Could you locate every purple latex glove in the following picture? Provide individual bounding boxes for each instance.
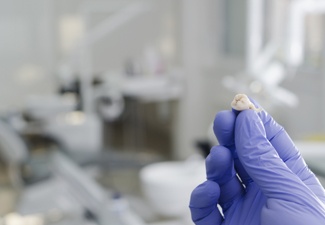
[190,100,325,225]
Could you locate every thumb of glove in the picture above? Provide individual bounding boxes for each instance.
[235,110,323,205]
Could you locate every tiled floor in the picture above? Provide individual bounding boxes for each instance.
[0,165,17,215]
[0,160,193,225]
[0,186,16,215]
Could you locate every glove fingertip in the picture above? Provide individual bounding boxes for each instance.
[206,146,234,183]
[236,109,261,128]
[213,110,236,146]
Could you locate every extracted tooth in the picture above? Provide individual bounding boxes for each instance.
[231,94,262,112]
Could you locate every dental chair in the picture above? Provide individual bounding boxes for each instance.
[0,119,146,225]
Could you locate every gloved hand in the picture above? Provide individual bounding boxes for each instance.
[189,99,325,225]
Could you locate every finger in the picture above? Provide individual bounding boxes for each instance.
[206,145,245,210]
[249,98,300,162]
[213,110,236,146]
[213,110,252,184]
[250,99,325,201]
[189,181,223,225]
[235,110,322,206]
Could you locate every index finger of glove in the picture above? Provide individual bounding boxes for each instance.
[213,110,252,184]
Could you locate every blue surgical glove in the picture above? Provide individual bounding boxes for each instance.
[189,101,325,225]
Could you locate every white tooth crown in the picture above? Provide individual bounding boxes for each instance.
[231,94,262,112]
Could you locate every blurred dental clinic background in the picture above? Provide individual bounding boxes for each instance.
[1,0,325,224]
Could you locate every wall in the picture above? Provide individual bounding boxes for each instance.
[0,0,180,112]
[0,0,57,112]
